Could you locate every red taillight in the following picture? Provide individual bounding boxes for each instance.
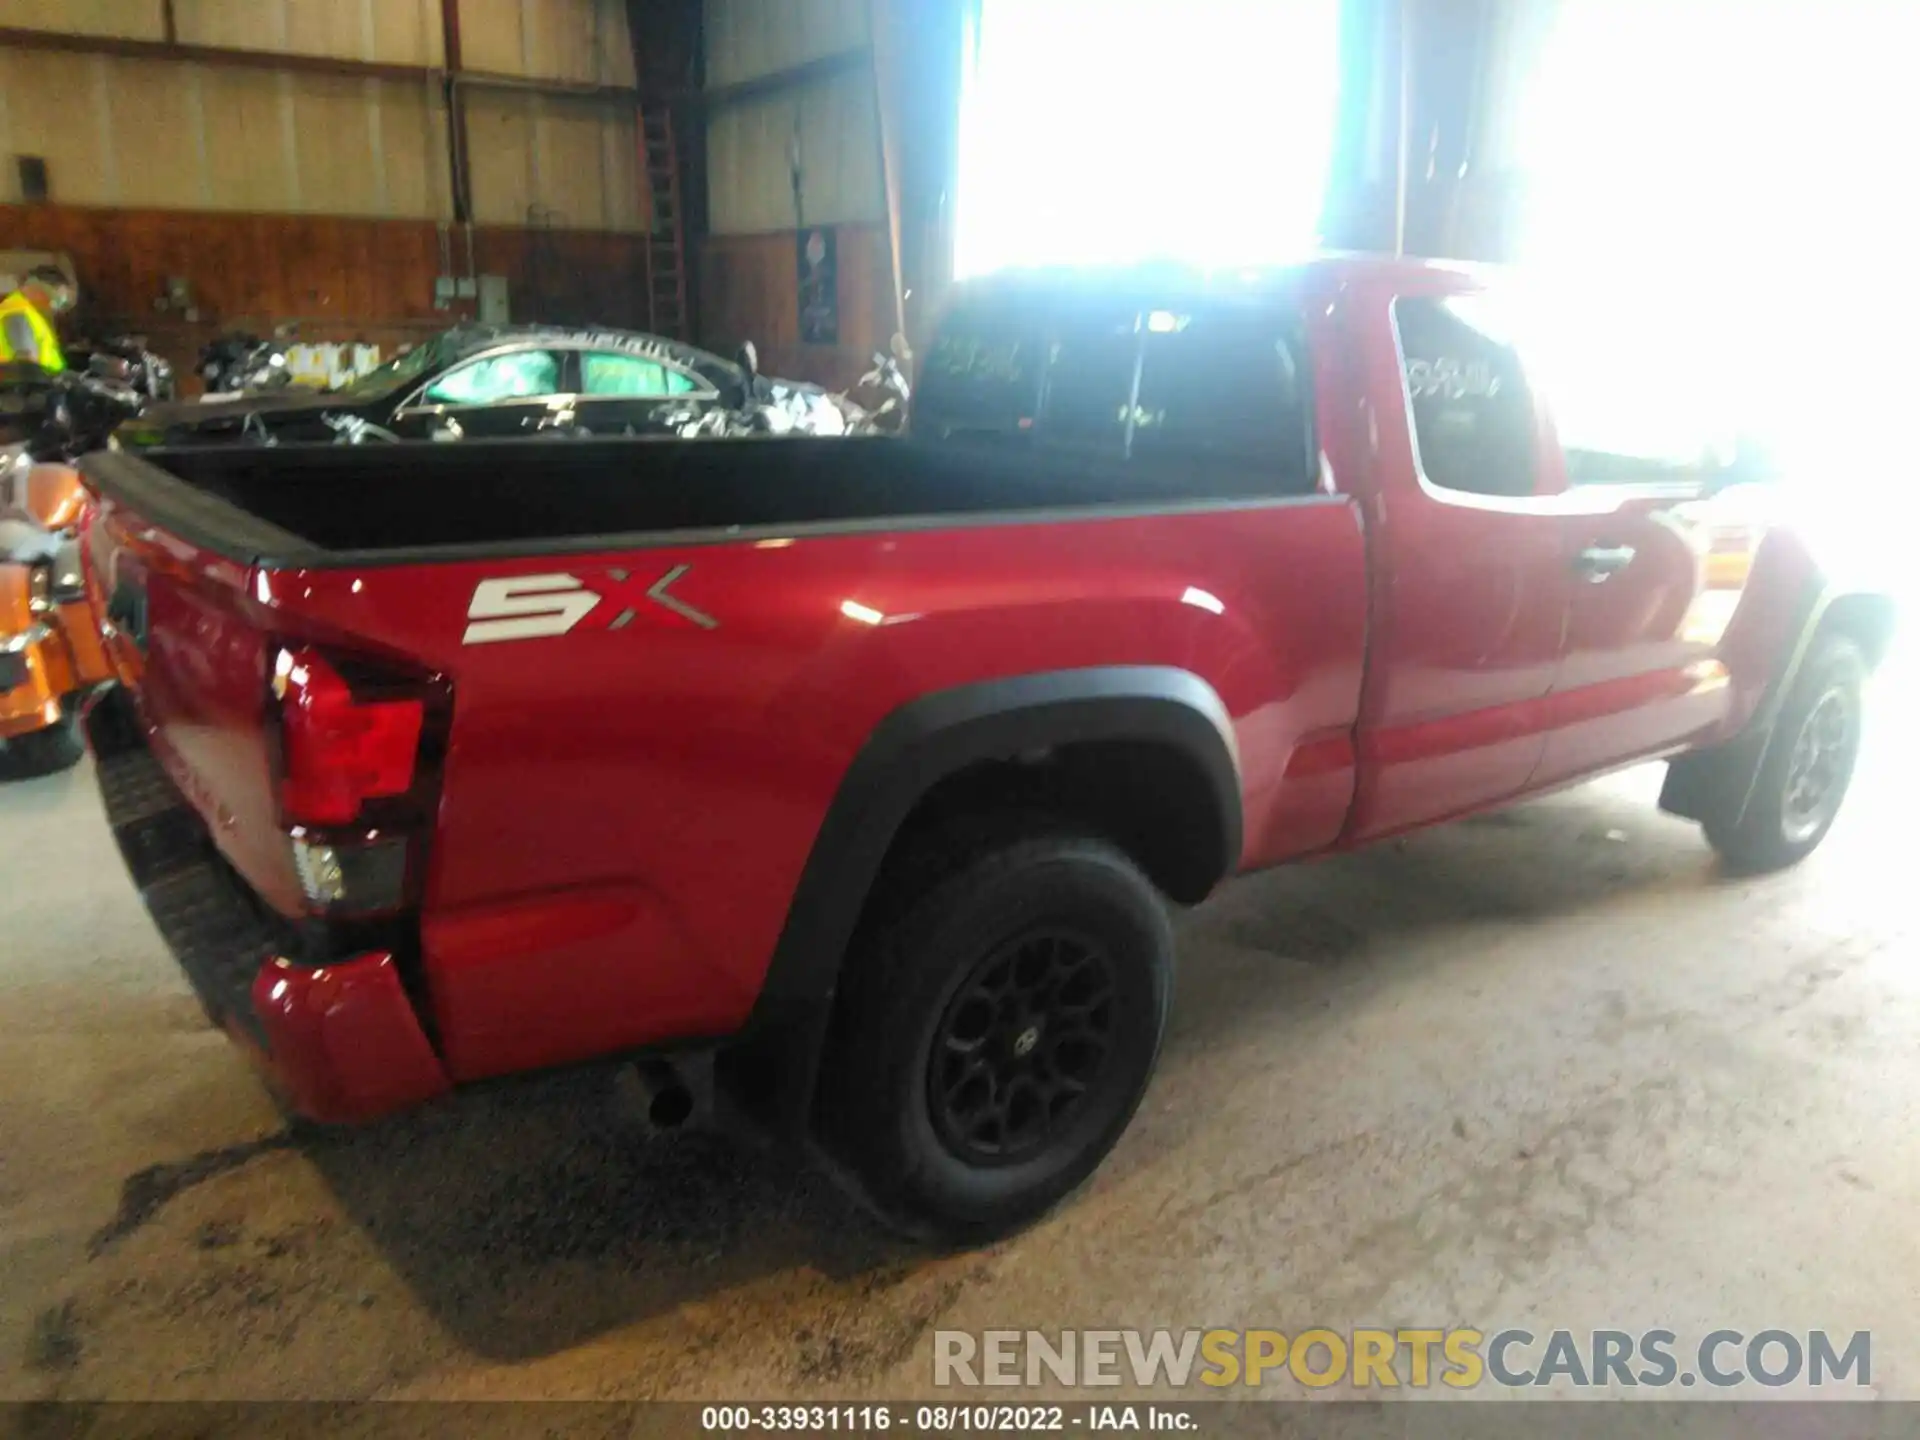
[274,647,426,828]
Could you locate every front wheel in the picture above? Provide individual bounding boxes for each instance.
[819,827,1174,1244]
[1703,635,1866,874]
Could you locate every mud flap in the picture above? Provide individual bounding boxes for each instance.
[713,1000,833,1143]
[1659,723,1770,826]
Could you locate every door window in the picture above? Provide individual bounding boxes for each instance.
[1394,297,1537,497]
[1521,315,1727,487]
[581,351,705,398]
[423,349,560,406]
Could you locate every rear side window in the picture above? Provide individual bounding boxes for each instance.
[1394,297,1536,497]
[1132,307,1309,480]
[916,310,1046,439]
[918,295,1313,493]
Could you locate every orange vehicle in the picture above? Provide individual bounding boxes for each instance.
[1,459,112,773]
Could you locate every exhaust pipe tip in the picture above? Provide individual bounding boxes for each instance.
[627,1058,695,1131]
[649,1083,694,1129]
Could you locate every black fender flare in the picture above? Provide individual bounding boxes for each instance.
[717,665,1242,1136]
[1661,582,1895,826]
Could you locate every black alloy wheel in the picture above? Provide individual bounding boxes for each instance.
[927,927,1117,1166]
[819,825,1174,1243]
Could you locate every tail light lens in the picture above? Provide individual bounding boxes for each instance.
[274,648,425,827]
[270,646,446,916]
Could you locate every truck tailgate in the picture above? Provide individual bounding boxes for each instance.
[85,484,305,917]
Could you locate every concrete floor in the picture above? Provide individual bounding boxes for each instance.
[3,677,1917,1404]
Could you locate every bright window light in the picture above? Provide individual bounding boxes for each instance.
[954,0,1341,278]
[1511,0,1920,485]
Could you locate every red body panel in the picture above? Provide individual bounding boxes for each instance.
[251,953,451,1122]
[1327,266,1798,843]
[1335,276,1569,840]
[89,509,307,915]
[81,254,1856,1119]
[88,487,1371,1083]
[284,502,1370,1079]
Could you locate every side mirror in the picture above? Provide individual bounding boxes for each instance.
[736,340,759,379]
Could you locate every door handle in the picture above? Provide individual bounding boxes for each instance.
[1575,544,1636,582]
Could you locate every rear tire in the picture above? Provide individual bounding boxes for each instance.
[2,707,85,778]
[1703,635,1865,874]
[819,824,1173,1244]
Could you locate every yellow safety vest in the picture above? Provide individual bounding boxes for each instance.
[0,292,65,373]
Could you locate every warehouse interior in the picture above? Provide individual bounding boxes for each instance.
[8,0,1908,408]
[4,0,1919,1412]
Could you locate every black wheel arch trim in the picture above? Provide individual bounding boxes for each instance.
[716,664,1242,1137]
[1661,580,1892,827]
[1756,584,1868,729]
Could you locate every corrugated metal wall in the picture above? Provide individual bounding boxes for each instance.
[692,0,900,385]
[460,0,634,84]
[0,51,452,217]
[176,0,446,63]
[704,0,865,85]
[0,0,164,39]
[0,0,642,229]
[702,0,881,234]
[465,91,641,230]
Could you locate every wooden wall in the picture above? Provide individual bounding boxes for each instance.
[7,202,653,389]
[697,223,894,388]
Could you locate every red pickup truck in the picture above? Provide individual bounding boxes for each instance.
[78,255,1894,1242]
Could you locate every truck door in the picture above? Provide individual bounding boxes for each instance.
[1342,288,1576,841]
[1526,379,1748,786]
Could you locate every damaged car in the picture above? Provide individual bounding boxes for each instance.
[118,324,864,447]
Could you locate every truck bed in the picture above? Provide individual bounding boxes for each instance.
[78,427,1367,1095]
[84,435,1316,567]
